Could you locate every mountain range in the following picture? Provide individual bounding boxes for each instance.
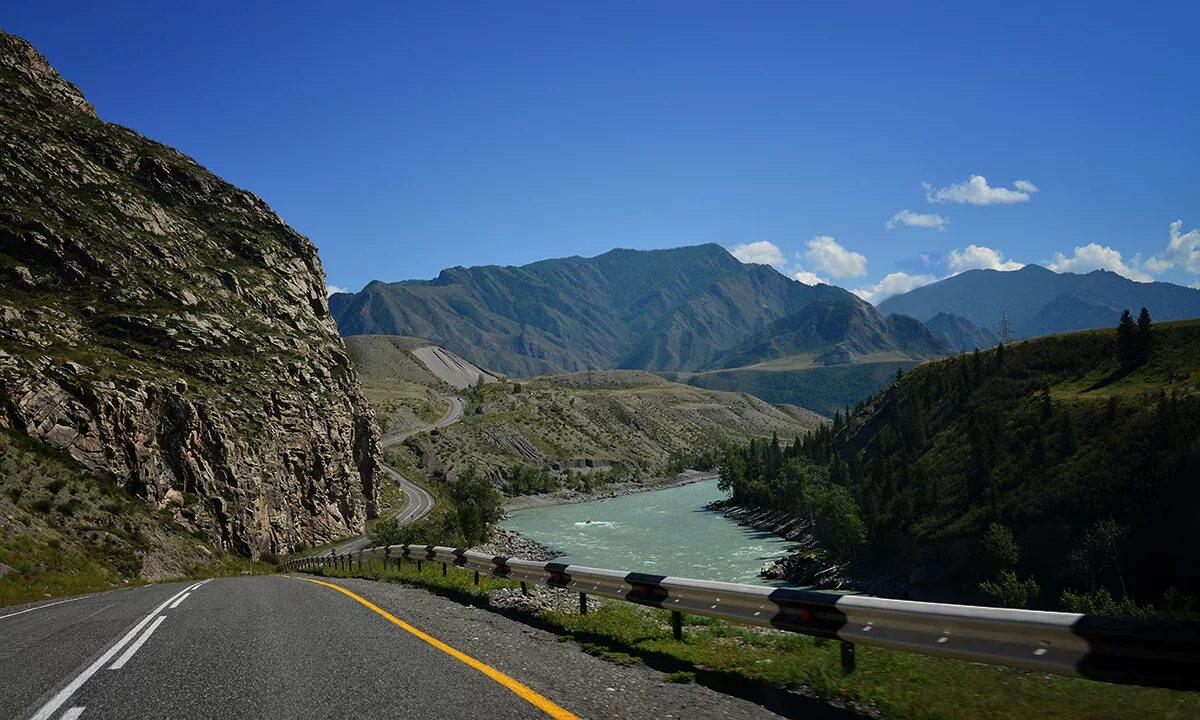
[878,264,1200,339]
[329,245,950,381]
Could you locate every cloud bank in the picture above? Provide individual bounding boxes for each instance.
[886,209,949,231]
[924,175,1038,205]
[947,244,1024,273]
[730,240,786,267]
[1047,243,1152,282]
[802,236,867,279]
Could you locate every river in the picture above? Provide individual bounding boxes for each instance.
[501,479,797,585]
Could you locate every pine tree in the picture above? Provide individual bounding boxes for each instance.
[1135,307,1153,362]
[1116,309,1137,369]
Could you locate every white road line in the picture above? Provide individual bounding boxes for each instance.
[0,596,84,622]
[168,593,191,609]
[59,708,85,720]
[108,615,166,670]
[28,587,189,720]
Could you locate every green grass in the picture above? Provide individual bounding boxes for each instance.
[295,561,1200,720]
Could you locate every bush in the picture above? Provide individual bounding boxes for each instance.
[980,571,1040,608]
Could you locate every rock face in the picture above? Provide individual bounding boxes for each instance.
[0,31,380,559]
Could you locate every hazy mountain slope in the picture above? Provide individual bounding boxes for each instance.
[712,302,952,369]
[0,32,380,571]
[667,361,917,418]
[926,313,1000,351]
[331,245,873,376]
[878,264,1200,338]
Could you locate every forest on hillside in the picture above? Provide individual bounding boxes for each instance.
[718,315,1200,616]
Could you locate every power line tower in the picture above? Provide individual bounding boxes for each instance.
[998,311,1014,345]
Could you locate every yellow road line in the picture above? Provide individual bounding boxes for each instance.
[291,576,578,720]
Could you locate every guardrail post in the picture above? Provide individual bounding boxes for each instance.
[840,641,856,674]
[579,592,588,615]
[672,610,683,641]
[418,559,423,572]
[520,581,529,596]
[442,562,447,576]
[474,570,480,586]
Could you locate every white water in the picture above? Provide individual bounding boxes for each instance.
[502,479,797,585]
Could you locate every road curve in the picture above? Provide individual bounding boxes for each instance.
[3,575,794,720]
[325,396,464,556]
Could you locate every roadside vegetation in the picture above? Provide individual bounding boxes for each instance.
[298,558,1200,720]
[367,451,503,548]
[0,431,270,607]
[717,316,1200,614]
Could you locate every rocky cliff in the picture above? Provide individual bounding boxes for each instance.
[0,31,380,560]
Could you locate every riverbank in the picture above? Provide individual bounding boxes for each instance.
[503,469,718,512]
[707,499,856,589]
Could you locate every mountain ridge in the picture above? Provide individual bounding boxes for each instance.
[878,264,1200,338]
[331,245,941,380]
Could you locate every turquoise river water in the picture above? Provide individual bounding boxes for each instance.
[501,479,797,585]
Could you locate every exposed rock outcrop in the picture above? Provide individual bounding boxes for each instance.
[0,31,380,560]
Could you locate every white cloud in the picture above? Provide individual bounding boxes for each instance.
[793,270,830,286]
[1191,280,1200,290]
[1047,243,1153,282]
[852,272,939,304]
[1143,219,1200,275]
[802,236,867,279]
[886,209,949,231]
[730,240,786,267]
[326,284,349,296]
[946,245,1025,273]
[924,175,1037,205]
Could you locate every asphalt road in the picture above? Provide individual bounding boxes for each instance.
[326,396,464,555]
[2,575,800,720]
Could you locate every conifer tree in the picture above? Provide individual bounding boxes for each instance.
[1116,309,1137,369]
[1135,307,1153,361]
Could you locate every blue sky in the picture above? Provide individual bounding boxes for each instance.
[6,1,1199,301]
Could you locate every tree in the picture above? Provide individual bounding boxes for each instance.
[980,571,1040,608]
[1116,309,1138,369]
[1135,307,1153,361]
[451,466,503,545]
[982,522,1020,571]
[1069,518,1128,595]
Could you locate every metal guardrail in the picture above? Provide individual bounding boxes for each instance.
[279,544,1200,692]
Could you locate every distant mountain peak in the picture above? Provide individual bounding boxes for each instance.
[878,262,1200,340]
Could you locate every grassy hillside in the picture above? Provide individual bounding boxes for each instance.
[411,372,821,492]
[0,430,262,606]
[720,319,1200,609]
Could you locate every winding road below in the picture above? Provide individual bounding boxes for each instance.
[326,396,465,556]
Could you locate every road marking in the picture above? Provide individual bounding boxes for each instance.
[294,577,578,720]
[0,596,84,621]
[169,593,191,609]
[109,615,166,670]
[28,586,189,720]
[59,708,85,720]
